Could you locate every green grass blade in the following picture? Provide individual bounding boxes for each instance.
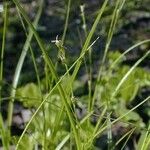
[120,127,135,150]
[110,39,150,69]
[55,134,70,150]
[93,1,126,148]
[0,2,9,149]
[112,50,150,97]
[137,123,150,150]
[0,114,9,150]
[69,0,109,86]
[0,1,8,105]
[61,0,71,44]
[7,0,43,129]
[113,127,136,149]
[16,2,47,148]
[93,96,150,139]
[90,0,126,114]
[15,37,98,149]
[11,2,80,148]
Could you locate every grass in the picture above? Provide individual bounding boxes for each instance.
[0,0,150,150]
[0,1,8,108]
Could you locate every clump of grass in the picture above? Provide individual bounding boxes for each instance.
[0,0,150,150]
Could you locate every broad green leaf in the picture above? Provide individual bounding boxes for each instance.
[16,83,41,107]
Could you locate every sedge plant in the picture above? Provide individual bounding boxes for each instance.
[0,0,149,150]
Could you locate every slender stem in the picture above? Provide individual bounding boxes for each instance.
[92,0,125,110]
[15,36,98,150]
[12,0,82,149]
[69,0,109,88]
[0,1,8,108]
[93,96,150,139]
[80,4,91,111]
[7,0,43,129]
[61,0,71,44]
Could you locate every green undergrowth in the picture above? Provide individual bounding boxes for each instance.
[0,0,150,150]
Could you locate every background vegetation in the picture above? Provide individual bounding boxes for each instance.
[0,0,150,149]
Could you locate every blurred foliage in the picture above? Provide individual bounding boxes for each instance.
[14,51,150,149]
